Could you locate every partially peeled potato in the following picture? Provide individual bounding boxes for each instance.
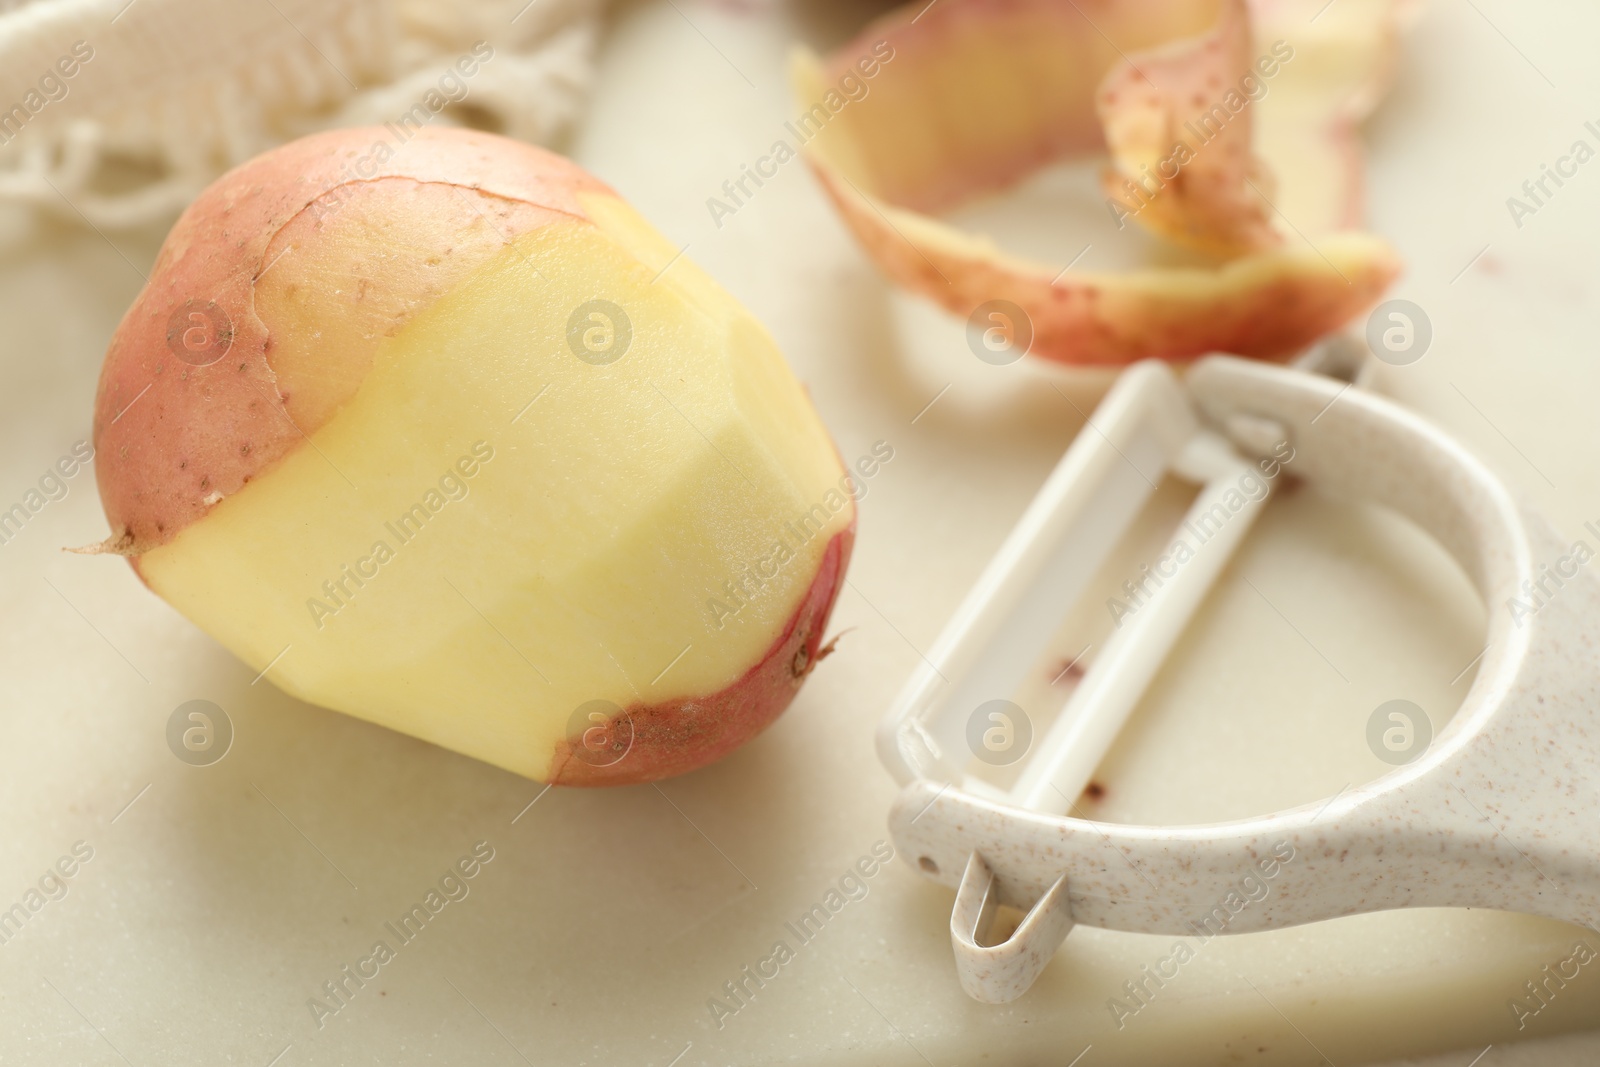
[92,127,855,785]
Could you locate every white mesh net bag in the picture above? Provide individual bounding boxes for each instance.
[0,0,606,228]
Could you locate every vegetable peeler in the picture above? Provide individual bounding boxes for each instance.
[879,351,1600,1003]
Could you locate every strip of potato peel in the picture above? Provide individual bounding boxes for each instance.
[790,0,1413,363]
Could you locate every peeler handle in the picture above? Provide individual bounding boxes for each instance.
[950,852,1075,1003]
[886,354,1600,1002]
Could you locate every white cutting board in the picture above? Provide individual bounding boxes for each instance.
[1,0,1598,1064]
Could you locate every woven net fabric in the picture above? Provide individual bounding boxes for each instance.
[0,0,604,227]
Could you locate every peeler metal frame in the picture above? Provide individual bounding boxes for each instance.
[879,353,1600,1002]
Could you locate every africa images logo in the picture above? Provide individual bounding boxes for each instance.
[304,443,495,629]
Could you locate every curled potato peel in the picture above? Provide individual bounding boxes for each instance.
[793,0,1414,364]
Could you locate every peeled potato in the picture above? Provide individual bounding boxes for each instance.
[92,127,856,785]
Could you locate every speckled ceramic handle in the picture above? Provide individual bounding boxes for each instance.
[950,852,1075,1003]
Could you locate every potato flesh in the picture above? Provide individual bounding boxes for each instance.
[138,200,852,780]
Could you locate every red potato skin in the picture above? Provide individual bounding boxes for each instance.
[1096,0,1280,256]
[821,0,1215,215]
[810,157,1400,364]
[93,127,610,564]
[805,0,1404,364]
[548,525,854,786]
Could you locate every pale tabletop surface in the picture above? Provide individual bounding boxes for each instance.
[1,0,1598,1064]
